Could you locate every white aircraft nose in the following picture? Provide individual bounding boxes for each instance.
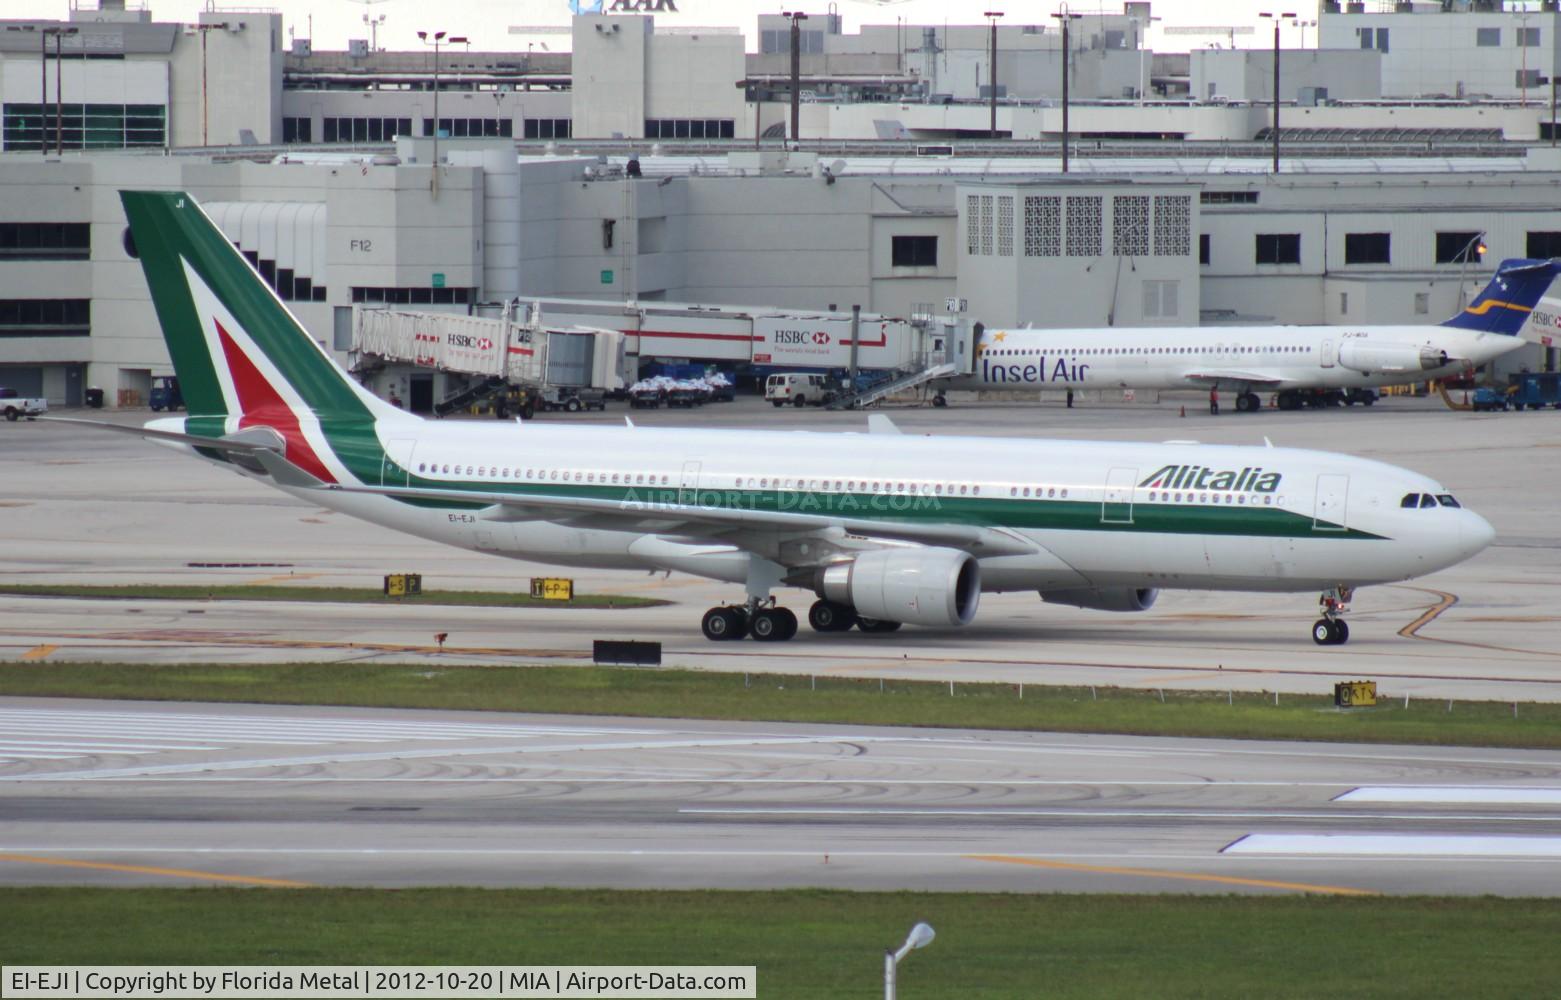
[1459,510,1496,560]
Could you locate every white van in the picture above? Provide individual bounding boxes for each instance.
[764,373,832,407]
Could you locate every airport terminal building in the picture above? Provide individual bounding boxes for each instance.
[3,0,1560,406]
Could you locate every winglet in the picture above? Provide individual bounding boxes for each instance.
[251,447,329,489]
[868,414,902,435]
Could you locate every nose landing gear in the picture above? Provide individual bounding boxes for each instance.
[1312,586,1354,645]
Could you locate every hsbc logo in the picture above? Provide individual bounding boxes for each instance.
[774,328,830,346]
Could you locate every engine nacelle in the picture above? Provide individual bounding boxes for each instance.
[1040,587,1159,613]
[1337,340,1448,375]
[818,547,980,627]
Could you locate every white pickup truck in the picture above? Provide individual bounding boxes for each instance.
[0,387,47,421]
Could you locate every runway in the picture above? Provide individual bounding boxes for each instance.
[3,697,1560,895]
[3,395,1559,701]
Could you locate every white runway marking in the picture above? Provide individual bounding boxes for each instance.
[678,807,1561,822]
[4,735,901,781]
[1336,786,1561,805]
[1223,834,1561,857]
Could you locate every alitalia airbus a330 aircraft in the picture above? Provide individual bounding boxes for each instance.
[944,257,1559,412]
[82,191,1497,646]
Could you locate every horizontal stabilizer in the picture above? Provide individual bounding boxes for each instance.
[41,416,285,455]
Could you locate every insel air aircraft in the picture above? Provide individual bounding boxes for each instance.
[83,191,1496,646]
[942,258,1559,412]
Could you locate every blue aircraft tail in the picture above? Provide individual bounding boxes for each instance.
[1441,258,1561,334]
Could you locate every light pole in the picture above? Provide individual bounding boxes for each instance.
[782,11,809,146]
[984,11,1002,140]
[418,29,468,173]
[188,21,228,147]
[883,922,935,1000]
[1051,7,1081,173]
[363,13,385,51]
[1258,12,1296,175]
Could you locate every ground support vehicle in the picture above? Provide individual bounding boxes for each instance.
[0,387,45,421]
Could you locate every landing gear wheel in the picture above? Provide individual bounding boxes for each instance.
[808,599,857,632]
[702,606,749,641]
[1311,618,1349,645]
[932,394,948,408]
[750,607,798,642]
[856,617,902,634]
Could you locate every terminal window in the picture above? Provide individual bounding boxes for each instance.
[1345,232,1391,265]
[1476,27,1501,46]
[1527,231,1561,258]
[1517,27,1540,47]
[1255,233,1300,265]
[644,119,736,139]
[1434,231,1483,264]
[524,118,571,139]
[0,298,90,337]
[424,118,512,139]
[325,117,412,142]
[0,223,89,261]
[2,103,165,151]
[1200,191,1257,205]
[892,235,937,267]
[352,286,474,305]
[1199,233,1210,266]
[282,117,312,143]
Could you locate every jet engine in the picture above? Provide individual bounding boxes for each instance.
[817,547,981,627]
[1040,587,1159,612]
[1337,341,1449,375]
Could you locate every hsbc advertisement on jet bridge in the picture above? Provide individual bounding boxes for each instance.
[752,316,892,368]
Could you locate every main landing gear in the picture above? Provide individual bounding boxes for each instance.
[1234,391,1262,413]
[806,599,901,634]
[701,597,904,641]
[1312,585,1354,645]
[701,600,798,642]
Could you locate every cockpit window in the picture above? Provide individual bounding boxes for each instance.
[1437,494,1461,508]
[1401,493,1420,508]
[1420,494,1438,509]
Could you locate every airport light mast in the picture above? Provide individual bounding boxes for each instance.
[883,922,935,1000]
[1258,11,1296,175]
[984,11,1002,139]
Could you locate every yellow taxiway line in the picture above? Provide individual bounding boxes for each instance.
[0,853,313,888]
[966,853,1377,896]
[19,644,58,661]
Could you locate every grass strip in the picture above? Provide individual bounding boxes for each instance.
[0,583,665,610]
[6,888,1560,999]
[3,662,1559,749]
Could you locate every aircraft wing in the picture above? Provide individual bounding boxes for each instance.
[1179,369,1287,388]
[251,448,1040,559]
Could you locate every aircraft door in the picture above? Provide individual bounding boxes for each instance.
[1313,474,1349,531]
[1102,466,1138,524]
[1320,339,1336,368]
[679,460,702,505]
[381,438,415,486]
